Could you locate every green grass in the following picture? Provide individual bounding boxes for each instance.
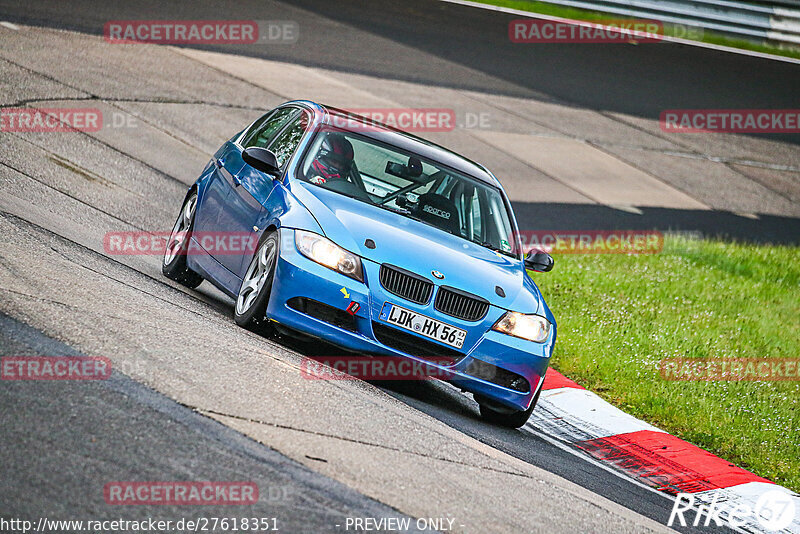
[530,236,800,492]
[484,0,800,60]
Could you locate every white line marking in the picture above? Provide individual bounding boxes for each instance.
[536,387,666,440]
[436,0,800,65]
[462,388,759,533]
[0,21,20,30]
[522,419,671,499]
[734,212,760,220]
[434,383,759,532]
[448,382,794,533]
[442,382,669,498]
[608,204,645,215]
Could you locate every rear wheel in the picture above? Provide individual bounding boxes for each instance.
[477,385,542,429]
[234,231,279,333]
[162,191,203,288]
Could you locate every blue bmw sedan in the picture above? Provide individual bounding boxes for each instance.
[163,101,556,427]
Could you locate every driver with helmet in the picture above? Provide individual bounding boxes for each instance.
[309,133,354,185]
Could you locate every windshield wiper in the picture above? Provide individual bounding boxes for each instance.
[376,206,513,257]
[472,240,515,258]
[377,204,421,220]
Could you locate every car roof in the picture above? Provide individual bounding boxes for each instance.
[290,100,499,187]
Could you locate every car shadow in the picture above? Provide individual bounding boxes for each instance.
[3,0,798,146]
[273,329,485,420]
[513,202,800,245]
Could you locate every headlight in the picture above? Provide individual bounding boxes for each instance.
[492,312,551,343]
[295,230,363,282]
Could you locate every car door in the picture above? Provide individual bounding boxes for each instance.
[223,108,311,277]
[208,106,300,275]
[192,142,240,242]
[193,108,296,255]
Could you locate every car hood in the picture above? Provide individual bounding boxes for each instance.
[287,181,543,313]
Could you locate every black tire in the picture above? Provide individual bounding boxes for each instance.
[162,191,203,289]
[477,385,542,429]
[233,231,279,334]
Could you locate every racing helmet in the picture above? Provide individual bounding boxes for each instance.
[311,133,354,181]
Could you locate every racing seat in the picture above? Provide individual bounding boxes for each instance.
[415,193,460,235]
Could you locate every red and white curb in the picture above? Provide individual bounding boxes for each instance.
[526,368,799,533]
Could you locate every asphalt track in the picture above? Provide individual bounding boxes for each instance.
[0,312,425,532]
[2,0,798,242]
[4,0,800,119]
[0,1,797,533]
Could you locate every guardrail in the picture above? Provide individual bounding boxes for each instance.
[533,0,800,46]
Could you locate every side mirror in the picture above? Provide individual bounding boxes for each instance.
[524,249,554,272]
[242,147,281,177]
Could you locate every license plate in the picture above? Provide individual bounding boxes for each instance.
[379,302,466,349]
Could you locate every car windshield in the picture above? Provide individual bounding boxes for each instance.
[298,128,518,258]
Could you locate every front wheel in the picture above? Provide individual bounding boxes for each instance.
[477,385,541,429]
[234,231,279,333]
[162,191,203,289]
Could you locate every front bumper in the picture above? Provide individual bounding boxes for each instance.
[266,228,553,412]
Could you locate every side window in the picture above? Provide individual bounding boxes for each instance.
[241,107,297,149]
[268,112,310,169]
